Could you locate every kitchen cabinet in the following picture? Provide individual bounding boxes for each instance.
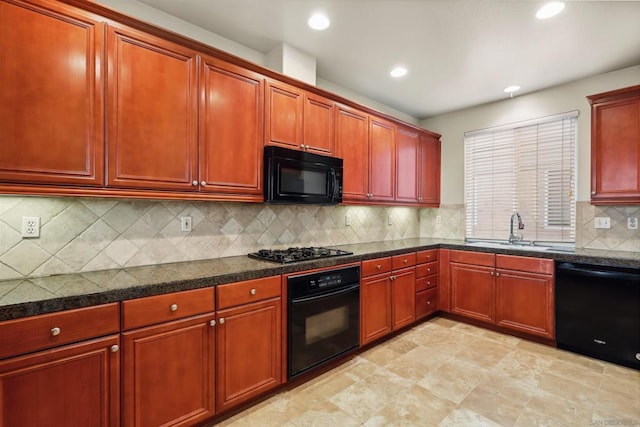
[588,85,640,204]
[106,23,199,192]
[447,250,555,339]
[0,0,104,187]
[303,92,335,154]
[215,276,282,413]
[369,116,396,202]
[121,288,216,427]
[449,251,495,323]
[419,133,441,206]
[415,249,438,319]
[495,255,555,339]
[199,56,264,200]
[360,254,415,345]
[336,105,370,201]
[0,303,120,427]
[265,80,304,151]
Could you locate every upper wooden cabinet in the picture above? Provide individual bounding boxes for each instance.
[588,85,640,204]
[266,80,335,155]
[106,23,199,191]
[369,116,396,202]
[419,133,441,206]
[395,127,420,203]
[199,56,264,199]
[0,0,104,187]
[336,105,370,201]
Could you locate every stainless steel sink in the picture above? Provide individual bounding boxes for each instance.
[465,241,551,252]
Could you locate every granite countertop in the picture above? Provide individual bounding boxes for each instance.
[1,238,638,321]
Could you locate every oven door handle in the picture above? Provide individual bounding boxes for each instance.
[290,284,359,304]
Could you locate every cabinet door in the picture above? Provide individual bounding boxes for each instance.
[122,314,215,427]
[200,57,264,199]
[0,0,104,186]
[303,93,335,154]
[589,86,640,204]
[216,298,281,412]
[0,335,120,427]
[416,287,438,320]
[391,267,415,330]
[450,262,495,323]
[265,80,303,150]
[395,127,420,203]
[369,117,396,201]
[495,270,554,339]
[336,106,369,201]
[419,133,441,206]
[360,274,392,345]
[106,24,198,191]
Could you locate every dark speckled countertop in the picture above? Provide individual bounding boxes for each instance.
[1,238,638,321]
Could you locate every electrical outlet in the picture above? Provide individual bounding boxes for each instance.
[594,217,611,229]
[21,216,40,238]
[628,217,638,230]
[180,216,192,232]
[436,215,442,225]
[388,215,393,225]
[345,214,351,226]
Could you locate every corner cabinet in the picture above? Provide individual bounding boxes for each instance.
[588,85,640,204]
[0,0,105,187]
[395,127,441,206]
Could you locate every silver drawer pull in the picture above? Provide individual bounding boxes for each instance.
[250,289,257,295]
[210,320,216,327]
[200,181,207,186]
[219,318,225,324]
[192,180,198,186]
[170,304,178,312]
[51,327,61,336]
[110,345,119,353]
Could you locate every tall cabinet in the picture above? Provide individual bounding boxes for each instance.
[588,85,640,204]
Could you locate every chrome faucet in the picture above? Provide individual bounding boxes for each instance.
[508,211,525,244]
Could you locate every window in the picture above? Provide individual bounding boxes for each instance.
[464,111,577,243]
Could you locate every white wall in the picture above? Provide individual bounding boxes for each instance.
[421,65,640,205]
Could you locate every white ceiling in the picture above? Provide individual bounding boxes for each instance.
[137,0,640,119]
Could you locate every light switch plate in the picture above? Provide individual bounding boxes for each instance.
[345,214,351,226]
[594,217,611,229]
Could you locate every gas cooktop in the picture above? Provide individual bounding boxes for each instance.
[248,247,353,264]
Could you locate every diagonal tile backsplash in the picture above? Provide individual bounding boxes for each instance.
[0,197,430,280]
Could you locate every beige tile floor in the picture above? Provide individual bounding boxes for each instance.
[215,317,640,426]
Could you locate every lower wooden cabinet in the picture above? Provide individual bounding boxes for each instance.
[360,272,393,345]
[447,250,555,339]
[391,266,416,330]
[416,288,438,319]
[121,313,216,427]
[0,335,120,427]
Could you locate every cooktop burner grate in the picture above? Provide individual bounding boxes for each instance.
[248,247,353,264]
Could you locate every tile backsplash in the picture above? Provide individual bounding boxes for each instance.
[1,197,636,280]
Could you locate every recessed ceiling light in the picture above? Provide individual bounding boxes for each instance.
[308,13,330,30]
[536,2,565,19]
[390,66,408,78]
[504,85,521,98]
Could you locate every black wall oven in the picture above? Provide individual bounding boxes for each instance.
[287,265,360,379]
[264,146,343,204]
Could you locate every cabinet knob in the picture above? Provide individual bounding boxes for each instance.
[427,268,431,272]
[250,288,257,295]
[496,272,500,277]
[300,144,305,149]
[219,318,225,324]
[403,259,408,264]
[376,265,382,270]
[210,320,216,327]
[635,353,640,361]
[305,145,310,149]
[51,327,61,337]
[591,191,596,195]
[192,180,198,186]
[170,304,178,312]
[427,281,431,285]
[427,301,431,305]
[110,345,119,353]
[418,197,423,201]
[490,271,494,276]
[200,181,206,187]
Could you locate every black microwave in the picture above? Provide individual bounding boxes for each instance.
[264,146,343,204]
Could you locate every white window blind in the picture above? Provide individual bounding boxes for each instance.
[464,111,577,243]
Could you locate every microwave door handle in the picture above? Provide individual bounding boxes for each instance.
[329,169,337,202]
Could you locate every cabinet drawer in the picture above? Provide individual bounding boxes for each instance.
[416,274,438,292]
[0,303,119,360]
[392,253,416,270]
[122,287,215,330]
[217,276,281,310]
[450,250,495,267]
[362,257,392,277]
[416,261,438,278]
[416,249,437,264]
[496,255,554,275]
[416,288,438,319]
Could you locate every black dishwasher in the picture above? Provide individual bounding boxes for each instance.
[556,262,640,369]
